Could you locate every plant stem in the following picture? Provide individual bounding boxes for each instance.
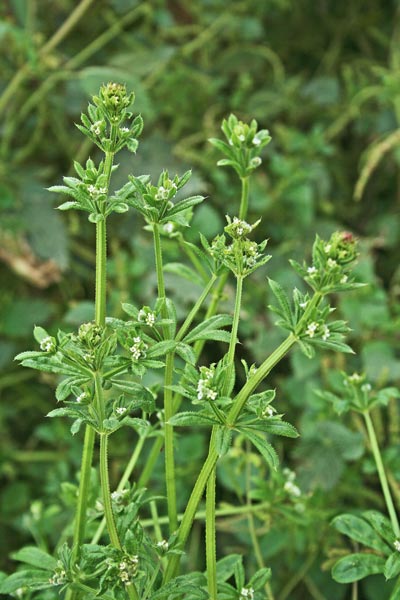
[152,222,178,534]
[239,176,249,220]
[364,411,400,537]
[206,274,243,596]
[99,433,120,547]
[66,133,116,600]
[91,434,146,544]
[206,434,218,599]
[175,274,218,343]
[223,275,243,395]
[164,291,322,580]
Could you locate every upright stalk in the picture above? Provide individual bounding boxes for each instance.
[364,411,400,537]
[152,223,178,533]
[164,292,322,581]
[239,176,249,220]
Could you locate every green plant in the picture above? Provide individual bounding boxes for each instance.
[0,84,364,599]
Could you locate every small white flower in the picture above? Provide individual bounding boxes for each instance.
[284,481,301,497]
[361,383,372,393]
[394,540,400,552]
[240,588,254,600]
[340,275,348,284]
[322,325,330,341]
[157,539,169,551]
[327,258,337,268]
[40,336,55,352]
[324,243,332,253]
[116,407,127,415]
[307,266,317,276]
[119,561,127,571]
[252,136,261,146]
[348,372,362,383]
[120,127,129,133]
[163,222,175,234]
[306,322,318,338]
[299,300,308,309]
[76,392,87,403]
[262,405,275,418]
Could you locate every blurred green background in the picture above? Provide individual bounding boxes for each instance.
[1,1,400,598]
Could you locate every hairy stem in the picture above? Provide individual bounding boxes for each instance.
[152,223,178,533]
[164,291,322,580]
[239,176,250,220]
[364,411,400,537]
[91,434,146,544]
[206,431,218,599]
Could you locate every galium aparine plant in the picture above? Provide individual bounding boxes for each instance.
[2,83,389,600]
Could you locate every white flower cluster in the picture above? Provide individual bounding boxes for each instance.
[116,406,127,416]
[90,120,104,136]
[49,564,67,586]
[40,336,56,352]
[283,468,301,498]
[227,216,252,239]
[111,489,129,504]
[261,405,275,418]
[197,365,218,401]
[156,539,169,552]
[118,555,139,584]
[240,587,255,599]
[155,181,177,202]
[76,391,88,403]
[305,322,330,341]
[138,308,156,327]
[87,184,107,197]
[129,336,148,361]
[394,540,400,552]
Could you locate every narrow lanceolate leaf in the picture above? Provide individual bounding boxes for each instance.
[164,263,204,287]
[215,426,232,457]
[169,412,219,427]
[385,553,400,580]
[362,511,396,546]
[243,419,299,438]
[11,547,57,571]
[165,195,205,219]
[268,278,293,327]
[332,514,391,554]
[175,342,196,365]
[0,570,53,594]
[182,314,232,344]
[332,553,385,583]
[241,429,279,470]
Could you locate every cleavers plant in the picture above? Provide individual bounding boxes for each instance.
[0,85,368,599]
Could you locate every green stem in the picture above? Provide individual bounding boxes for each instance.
[70,426,95,561]
[223,275,243,395]
[153,223,166,298]
[206,436,218,599]
[99,433,120,548]
[175,274,218,343]
[152,222,178,534]
[239,176,250,220]
[364,411,400,537]
[164,292,322,580]
[91,434,146,544]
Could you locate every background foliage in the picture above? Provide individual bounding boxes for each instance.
[1,1,400,598]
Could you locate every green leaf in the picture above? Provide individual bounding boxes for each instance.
[175,342,196,365]
[244,419,299,438]
[363,511,396,546]
[332,514,391,554]
[57,201,81,211]
[0,570,53,593]
[169,412,218,427]
[183,315,232,344]
[268,278,293,327]
[332,553,385,583]
[33,326,49,344]
[146,340,176,358]
[248,566,272,589]
[385,552,400,580]
[164,195,205,219]
[216,554,242,583]
[215,427,233,457]
[241,429,279,470]
[11,547,57,571]
[164,262,204,287]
